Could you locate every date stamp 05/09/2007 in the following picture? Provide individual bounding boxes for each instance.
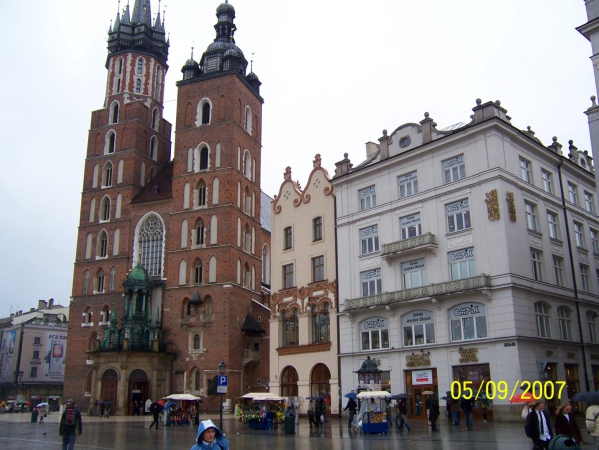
[449,380,567,401]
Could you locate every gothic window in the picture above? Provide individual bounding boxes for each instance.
[245,106,252,134]
[98,230,108,258]
[135,78,142,94]
[100,196,111,221]
[244,188,251,214]
[202,102,210,125]
[152,109,159,130]
[198,181,207,207]
[137,214,164,276]
[194,370,201,390]
[96,269,105,293]
[244,225,251,252]
[195,261,203,284]
[150,137,158,160]
[137,58,144,75]
[200,147,209,170]
[110,102,119,124]
[109,267,116,291]
[92,164,99,188]
[193,334,201,350]
[117,57,123,75]
[155,67,162,100]
[209,256,216,282]
[181,219,188,248]
[244,263,250,288]
[243,151,251,178]
[83,270,90,294]
[83,306,92,323]
[102,162,113,187]
[101,305,111,323]
[196,220,205,246]
[89,198,96,222]
[85,233,93,259]
[179,259,187,285]
[148,167,156,181]
[106,131,116,154]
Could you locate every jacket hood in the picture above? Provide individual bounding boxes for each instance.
[196,420,224,442]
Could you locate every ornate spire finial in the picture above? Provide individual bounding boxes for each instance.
[251,53,254,72]
[313,154,322,168]
[284,167,292,181]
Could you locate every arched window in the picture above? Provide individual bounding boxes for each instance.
[117,160,124,183]
[195,261,203,284]
[83,306,92,324]
[106,131,116,154]
[282,308,298,346]
[212,178,220,205]
[96,269,105,293]
[148,167,156,181]
[280,366,298,397]
[92,164,99,188]
[109,267,117,291]
[155,67,162,100]
[152,109,159,130]
[183,182,190,208]
[85,233,93,259]
[113,228,120,255]
[103,162,113,187]
[181,219,188,248]
[243,151,251,178]
[150,137,158,160]
[200,147,209,170]
[179,259,187,285]
[137,58,144,75]
[202,102,210,125]
[196,220,205,246]
[98,230,108,257]
[193,334,201,350]
[244,187,251,214]
[535,302,551,338]
[137,214,164,276]
[110,102,119,124]
[117,57,123,75]
[209,256,216,283]
[244,263,250,288]
[100,196,111,221]
[187,148,193,172]
[244,106,252,134]
[310,364,331,401]
[360,317,390,350]
[211,215,218,245]
[558,306,573,341]
[83,270,90,294]
[100,304,111,323]
[195,370,201,391]
[89,198,96,222]
[312,303,330,343]
[242,225,250,252]
[135,78,142,93]
[198,181,207,207]
[588,311,598,344]
[262,245,270,285]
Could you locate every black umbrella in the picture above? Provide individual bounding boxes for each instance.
[571,392,599,402]
[306,396,323,401]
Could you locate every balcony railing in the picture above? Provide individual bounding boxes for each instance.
[344,274,490,311]
[242,349,261,366]
[381,232,437,259]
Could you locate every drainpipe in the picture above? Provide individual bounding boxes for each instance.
[334,192,342,417]
[14,323,25,399]
[557,159,590,391]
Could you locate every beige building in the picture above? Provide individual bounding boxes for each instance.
[269,155,339,414]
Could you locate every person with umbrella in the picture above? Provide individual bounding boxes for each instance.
[429,393,440,432]
[343,395,357,430]
[149,401,162,429]
[307,400,316,428]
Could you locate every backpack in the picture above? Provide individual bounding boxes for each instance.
[65,409,76,426]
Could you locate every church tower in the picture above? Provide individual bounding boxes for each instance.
[64,0,174,413]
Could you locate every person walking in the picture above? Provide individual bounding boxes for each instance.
[59,400,82,450]
[555,401,583,445]
[461,397,474,431]
[450,397,460,426]
[481,395,488,422]
[149,401,162,429]
[39,404,47,423]
[429,393,440,432]
[525,400,552,450]
[585,401,599,449]
[99,402,105,418]
[307,400,317,428]
[315,399,324,427]
[343,398,357,430]
[396,398,412,431]
[191,419,229,450]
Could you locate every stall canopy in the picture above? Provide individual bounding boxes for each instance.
[241,392,285,401]
[357,391,392,399]
[162,394,203,401]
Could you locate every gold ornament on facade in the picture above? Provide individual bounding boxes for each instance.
[406,350,431,367]
[484,189,499,221]
[506,191,517,221]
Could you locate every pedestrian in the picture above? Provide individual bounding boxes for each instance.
[524,399,552,450]
[481,395,488,422]
[396,398,412,431]
[460,397,474,431]
[191,419,229,450]
[315,399,324,427]
[446,397,452,424]
[429,393,440,432]
[59,399,82,450]
[308,400,316,428]
[585,401,599,449]
[555,401,583,445]
[149,401,162,429]
[99,402,105,418]
[39,404,47,423]
[450,397,460,426]
[425,394,432,425]
[343,397,357,430]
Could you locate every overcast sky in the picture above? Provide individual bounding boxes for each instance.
[0,0,595,318]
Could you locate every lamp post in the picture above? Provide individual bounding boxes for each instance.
[218,360,226,430]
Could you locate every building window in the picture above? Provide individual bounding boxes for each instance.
[568,182,579,205]
[547,211,559,239]
[359,185,376,211]
[446,199,470,233]
[99,231,108,257]
[152,109,159,130]
[531,249,543,281]
[243,225,251,252]
[109,267,116,291]
[312,256,325,282]
[283,227,293,250]
[402,310,435,346]
[360,225,379,255]
[282,309,298,346]
[402,259,426,288]
[398,171,418,198]
[137,214,164,276]
[311,303,330,343]
[525,202,537,231]
[196,220,205,246]
[401,213,421,239]
[443,155,466,183]
[535,302,551,338]
[586,191,596,214]
[197,181,207,207]
[588,311,598,344]
[581,264,591,293]
[111,103,119,124]
[100,197,111,221]
[97,270,105,293]
[520,158,531,183]
[542,169,553,194]
[449,248,476,280]
[553,256,564,287]
[283,264,294,289]
[150,137,158,160]
[202,102,210,125]
[107,132,116,154]
[360,317,390,351]
[83,270,90,294]
[361,268,382,296]
[137,58,143,74]
[30,367,38,378]
[34,337,41,345]
[450,302,487,341]
[313,217,323,241]
[100,305,110,322]
[591,229,599,254]
[195,261,203,284]
[32,350,40,360]
[244,106,252,134]
[558,306,573,341]
[193,334,201,350]
[199,147,209,170]
[574,222,585,248]
[135,78,142,93]
[103,162,113,187]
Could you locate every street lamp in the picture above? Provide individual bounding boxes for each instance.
[218,360,226,430]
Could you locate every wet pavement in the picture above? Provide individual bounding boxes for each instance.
[0,412,594,449]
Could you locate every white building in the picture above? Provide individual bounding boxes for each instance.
[333,100,599,420]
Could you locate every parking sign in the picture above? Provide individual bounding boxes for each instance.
[217,375,228,394]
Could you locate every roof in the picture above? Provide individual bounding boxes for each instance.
[260,191,273,233]
[241,314,266,333]
[131,162,173,204]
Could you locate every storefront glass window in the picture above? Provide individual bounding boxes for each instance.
[360,317,389,351]
[449,303,487,342]
[402,310,435,346]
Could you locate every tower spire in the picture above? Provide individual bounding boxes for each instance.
[132,0,152,25]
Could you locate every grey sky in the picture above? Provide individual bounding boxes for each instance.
[0,0,594,318]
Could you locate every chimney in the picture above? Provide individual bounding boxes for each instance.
[29,308,35,312]
[365,142,379,157]
[48,298,54,309]
[38,300,47,310]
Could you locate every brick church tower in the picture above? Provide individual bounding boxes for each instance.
[64,0,270,414]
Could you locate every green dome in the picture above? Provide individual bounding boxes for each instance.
[125,263,153,285]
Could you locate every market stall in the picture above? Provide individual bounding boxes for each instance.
[161,394,202,426]
[356,391,391,434]
[237,393,285,430]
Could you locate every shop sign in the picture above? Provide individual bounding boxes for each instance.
[412,369,433,385]
[458,347,478,363]
[504,342,516,347]
[360,317,387,331]
[381,372,391,384]
[450,303,485,319]
[406,351,431,367]
[402,310,433,326]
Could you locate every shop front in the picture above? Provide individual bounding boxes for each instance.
[452,353,492,421]
[405,368,437,419]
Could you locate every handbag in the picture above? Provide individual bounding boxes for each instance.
[320,415,324,423]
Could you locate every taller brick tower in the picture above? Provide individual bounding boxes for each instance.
[65,1,270,415]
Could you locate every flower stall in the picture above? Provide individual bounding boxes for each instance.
[237,393,285,430]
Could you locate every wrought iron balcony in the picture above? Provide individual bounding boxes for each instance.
[344,274,490,311]
[242,349,261,366]
[381,232,438,260]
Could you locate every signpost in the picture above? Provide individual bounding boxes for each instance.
[217,375,228,394]
[217,361,227,430]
